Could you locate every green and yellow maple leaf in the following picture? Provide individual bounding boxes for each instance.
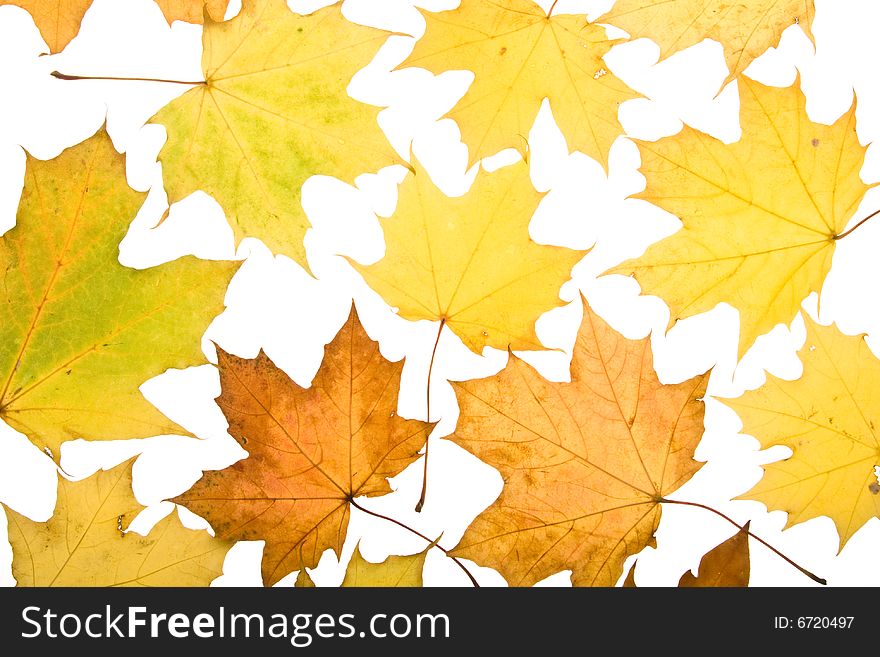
[0,128,237,456]
[152,0,399,270]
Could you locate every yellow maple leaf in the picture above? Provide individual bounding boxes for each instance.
[400,0,639,168]
[351,159,585,354]
[1,0,228,54]
[600,0,815,85]
[173,306,433,586]
[4,459,231,586]
[726,318,880,549]
[341,542,431,587]
[449,297,709,586]
[152,0,399,270]
[609,77,875,358]
[0,128,237,456]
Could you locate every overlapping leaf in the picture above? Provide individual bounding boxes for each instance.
[726,318,880,549]
[4,459,231,586]
[401,0,638,168]
[624,524,751,587]
[0,0,229,54]
[0,128,237,456]
[173,306,433,586]
[448,298,709,586]
[601,0,815,85]
[152,0,399,269]
[609,78,874,358]
[352,159,585,354]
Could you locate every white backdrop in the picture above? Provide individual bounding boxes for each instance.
[0,0,878,587]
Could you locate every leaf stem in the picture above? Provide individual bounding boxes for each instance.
[349,497,479,587]
[660,498,827,585]
[51,71,206,85]
[415,318,445,513]
[548,0,560,17]
[834,207,880,240]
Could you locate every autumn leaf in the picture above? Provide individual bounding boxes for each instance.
[608,78,874,358]
[4,459,231,586]
[622,524,751,587]
[400,0,639,168]
[0,128,237,456]
[448,297,709,586]
[173,305,433,586]
[1,0,229,54]
[295,569,316,588]
[600,0,815,86]
[341,542,430,587]
[351,159,585,354]
[679,524,751,587]
[151,0,399,270]
[726,318,880,549]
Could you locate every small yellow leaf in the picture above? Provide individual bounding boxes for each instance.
[610,77,874,358]
[401,0,638,168]
[352,159,585,354]
[1,0,229,54]
[601,0,815,85]
[726,319,880,549]
[341,542,430,587]
[4,459,231,586]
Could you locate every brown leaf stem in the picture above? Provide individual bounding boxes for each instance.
[349,497,479,587]
[51,71,206,85]
[834,207,880,240]
[661,498,827,585]
[415,318,445,513]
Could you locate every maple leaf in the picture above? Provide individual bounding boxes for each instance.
[448,297,709,586]
[351,159,586,354]
[679,523,751,587]
[400,0,639,168]
[0,128,237,456]
[608,77,875,358]
[726,318,880,549]
[151,0,399,270]
[1,0,229,54]
[172,305,433,586]
[341,541,430,587]
[4,459,231,586]
[623,523,751,587]
[600,0,815,86]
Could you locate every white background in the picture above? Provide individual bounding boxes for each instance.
[0,0,879,587]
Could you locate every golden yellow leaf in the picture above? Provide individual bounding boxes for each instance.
[679,524,750,587]
[401,0,638,168]
[449,297,709,586]
[1,0,229,54]
[295,568,316,588]
[0,128,237,456]
[154,0,228,24]
[609,78,874,358]
[4,459,231,586]
[152,0,398,269]
[341,542,430,587]
[173,305,433,586]
[601,0,815,85]
[351,159,585,354]
[726,318,880,549]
